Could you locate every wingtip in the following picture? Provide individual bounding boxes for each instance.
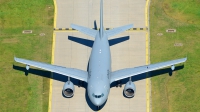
[185,57,187,61]
[14,56,17,61]
[181,57,187,62]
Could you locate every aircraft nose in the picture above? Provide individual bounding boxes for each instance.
[93,99,103,106]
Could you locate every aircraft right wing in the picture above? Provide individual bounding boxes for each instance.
[106,24,133,38]
[110,58,187,83]
[14,57,88,82]
[71,24,98,38]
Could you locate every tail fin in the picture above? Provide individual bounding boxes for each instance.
[100,0,103,37]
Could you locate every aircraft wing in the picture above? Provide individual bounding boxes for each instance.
[106,24,133,38]
[110,58,187,83]
[71,24,98,38]
[14,57,88,82]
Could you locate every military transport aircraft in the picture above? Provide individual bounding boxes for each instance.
[14,0,187,108]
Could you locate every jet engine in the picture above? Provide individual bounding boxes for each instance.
[62,81,74,98]
[123,81,136,98]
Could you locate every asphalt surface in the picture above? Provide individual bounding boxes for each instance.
[51,0,149,111]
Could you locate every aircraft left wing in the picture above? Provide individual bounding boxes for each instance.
[14,57,88,82]
[110,58,187,83]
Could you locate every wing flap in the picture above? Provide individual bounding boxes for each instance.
[110,58,187,83]
[14,57,88,82]
[71,24,97,38]
[106,24,133,38]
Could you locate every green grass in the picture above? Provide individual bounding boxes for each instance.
[150,0,200,112]
[0,0,54,111]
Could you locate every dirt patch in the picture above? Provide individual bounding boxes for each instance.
[2,38,19,43]
[174,43,183,46]
[40,33,45,36]
[157,33,163,36]
[163,3,170,10]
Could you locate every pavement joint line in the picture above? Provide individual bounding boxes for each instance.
[48,0,57,111]
[145,0,151,112]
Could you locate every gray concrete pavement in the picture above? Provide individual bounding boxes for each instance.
[56,0,145,28]
[51,0,148,111]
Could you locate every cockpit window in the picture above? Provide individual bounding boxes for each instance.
[92,93,104,98]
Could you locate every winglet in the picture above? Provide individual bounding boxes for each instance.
[184,57,187,62]
[14,56,17,62]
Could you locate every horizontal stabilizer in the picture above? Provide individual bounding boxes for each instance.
[71,24,98,38]
[106,24,133,38]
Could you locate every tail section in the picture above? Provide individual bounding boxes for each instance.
[100,0,104,37]
[71,0,133,39]
[99,0,133,38]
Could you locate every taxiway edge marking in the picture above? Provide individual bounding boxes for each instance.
[48,0,57,111]
[48,32,55,112]
[145,0,151,112]
[53,0,57,28]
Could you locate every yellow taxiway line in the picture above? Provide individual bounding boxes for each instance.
[48,0,57,112]
[145,0,151,112]
[53,0,57,28]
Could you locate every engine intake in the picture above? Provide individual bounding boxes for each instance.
[123,81,136,98]
[62,81,74,98]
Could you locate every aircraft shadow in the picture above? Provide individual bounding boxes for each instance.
[68,36,93,47]
[93,20,97,30]
[68,35,129,47]
[109,36,129,46]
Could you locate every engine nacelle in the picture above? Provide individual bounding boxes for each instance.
[26,65,30,70]
[62,81,74,98]
[123,81,136,98]
[171,65,175,71]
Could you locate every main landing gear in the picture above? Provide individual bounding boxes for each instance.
[116,80,122,88]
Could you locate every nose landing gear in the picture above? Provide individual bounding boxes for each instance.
[97,106,100,111]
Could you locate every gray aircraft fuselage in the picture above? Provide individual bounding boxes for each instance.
[87,32,111,106]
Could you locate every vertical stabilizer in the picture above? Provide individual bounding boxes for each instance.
[100,0,103,37]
